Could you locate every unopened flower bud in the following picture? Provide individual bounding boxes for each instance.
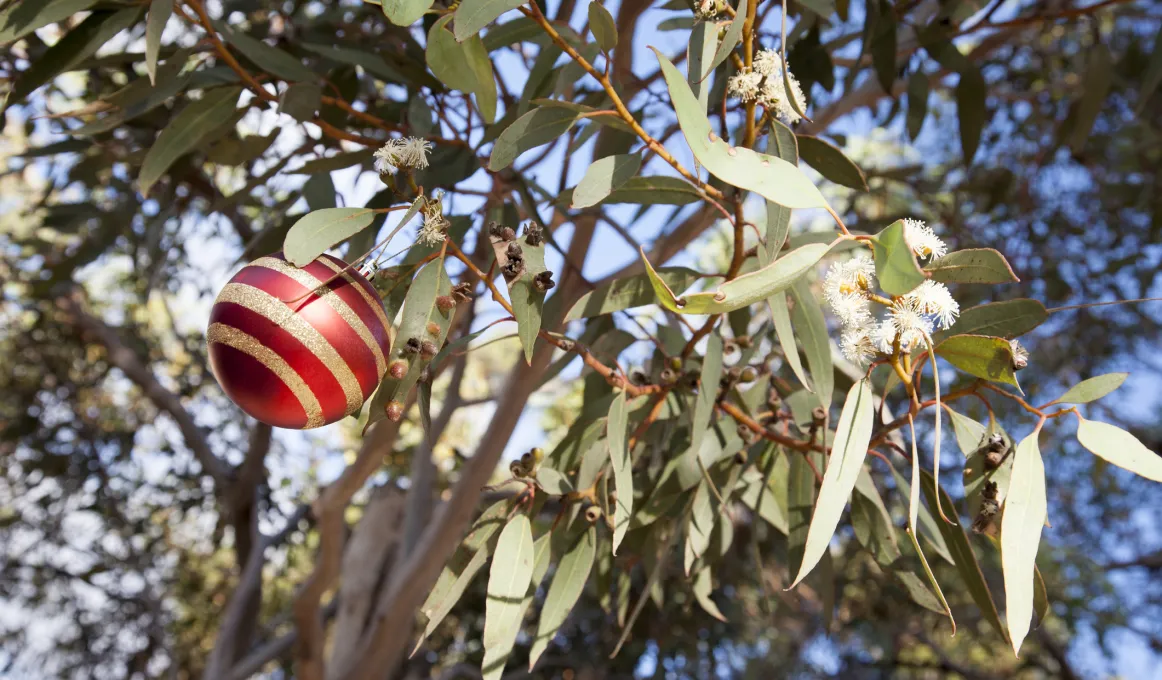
[510,460,527,478]
[451,282,474,302]
[811,406,826,427]
[985,449,1004,469]
[520,452,534,469]
[426,322,440,336]
[669,357,683,371]
[740,366,758,383]
[435,295,456,314]
[501,226,516,241]
[487,221,503,238]
[736,335,752,349]
[385,400,404,422]
[531,447,544,464]
[388,359,408,379]
[660,367,677,384]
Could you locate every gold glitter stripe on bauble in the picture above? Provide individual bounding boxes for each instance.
[314,256,392,332]
[251,257,387,376]
[216,283,364,415]
[207,322,325,429]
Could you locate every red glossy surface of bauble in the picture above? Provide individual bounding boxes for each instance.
[207,253,391,429]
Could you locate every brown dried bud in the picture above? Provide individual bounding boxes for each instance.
[520,452,534,469]
[660,367,677,384]
[737,423,757,444]
[388,359,408,379]
[630,370,648,386]
[532,270,555,292]
[986,433,1008,453]
[487,221,504,238]
[972,485,1001,535]
[524,222,545,247]
[584,505,603,523]
[435,295,457,314]
[502,258,524,282]
[736,335,752,349]
[684,371,700,390]
[557,338,575,352]
[767,389,781,410]
[510,460,527,478]
[385,400,404,422]
[740,366,758,383]
[981,480,999,500]
[506,241,523,259]
[451,282,474,302]
[500,226,516,241]
[733,450,748,465]
[985,449,1004,470]
[402,337,421,355]
[811,406,827,427]
[420,340,439,360]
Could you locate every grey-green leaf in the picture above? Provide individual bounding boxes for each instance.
[907,71,929,141]
[145,0,171,86]
[925,248,1018,284]
[641,243,829,315]
[1002,430,1048,656]
[284,208,376,267]
[871,219,926,295]
[1076,418,1162,482]
[941,298,1048,341]
[483,515,535,650]
[588,2,617,52]
[217,21,315,82]
[789,278,833,409]
[280,82,322,122]
[455,0,525,42]
[489,107,578,171]
[705,0,747,78]
[956,65,987,165]
[1068,44,1112,151]
[0,0,98,44]
[764,120,798,258]
[558,175,703,206]
[680,335,724,490]
[564,267,701,321]
[935,334,1020,389]
[608,390,632,553]
[139,86,243,197]
[572,154,642,209]
[652,48,829,210]
[797,135,869,191]
[1051,373,1128,406]
[791,380,874,587]
[482,527,548,680]
[529,526,596,669]
[688,21,717,113]
[382,0,435,27]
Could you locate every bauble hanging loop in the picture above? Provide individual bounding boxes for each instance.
[207,253,391,429]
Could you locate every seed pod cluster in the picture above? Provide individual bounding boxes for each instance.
[524,221,544,247]
[451,282,474,303]
[532,270,555,292]
[972,481,1001,534]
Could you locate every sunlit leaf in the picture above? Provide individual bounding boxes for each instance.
[571,154,642,209]
[588,2,618,52]
[935,334,1020,389]
[608,390,632,553]
[791,380,874,587]
[529,525,596,669]
[940,298,1048,341]
[870,219,926,295]
[482,518,542,680]
[789,279,833,409]
[688,21,717,114]
[680,335,724,490]
[692,567,727,622]
[145,0,171,86]
[284,208,375,266]
[652,48,830,210]
[0,0,98,44]
[489,107,578,171]
[704,0,747,78]
[925,248,1018,284]
[381,0,435,28]
[1051,373,1128,405]
[1076,418,1162,482]
[455,0,525,41]
[641,243,829,315]
[1002,429,1048,656]
[564,267,701,321]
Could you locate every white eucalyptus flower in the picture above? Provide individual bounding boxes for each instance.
[753,49,782,78]
[902,218,948,260]
[905,280,960,330]
[841,328,877,366]
[761,69,806,125]
[1009,338,1029,370]
[872,319,899,354]
[374,136,432,174]
[727,70,763,102]
[417,192,449,246]
[889,297,934,351]
[694,0,719,19]
[823,255,876,327]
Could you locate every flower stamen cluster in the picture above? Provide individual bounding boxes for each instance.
[374,137,433,175]
[417,190,449,246]
[726,50,806,124]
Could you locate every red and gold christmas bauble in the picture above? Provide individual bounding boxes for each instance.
[207,253,391,429]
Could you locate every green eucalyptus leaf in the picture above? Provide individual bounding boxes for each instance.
[870,0,896,94]
[139,86,243,197]
[692,567,727,622]
[145,0,171,86]
[284,208,376,266]
[1076,418,1162,482]
[640,243,828,315]
[1051,373,1128,405]
[558,175,702,206]
[489,107,578,171]
[529,525,596,669]
[764,120,799,258]
[652,48,829,210]
[381,0,435,27]
[564,267,701,321]
[482,518,542,680]
[956,65,987,165]
[572,154,642,209]
[789,278,833,409]
[870,219,926,295]
[1068,44,1112,151]
[1001,430,1048,656]
[588,2,618,52]
[491,229,548,363]
[935,334,1020,389]
[216,21,315,82]
[941,298,1048,341]
[925,248,1018,284]
[705,0,747,78]
[688,21,718,113]
[791,381,874,586]
[0,0,98,44]
[455,0,525,41]
[680,335,724,490]
[608,390,632,553]
[796,135,869,191]
[279,82,323,122]
[907,71,929,140]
